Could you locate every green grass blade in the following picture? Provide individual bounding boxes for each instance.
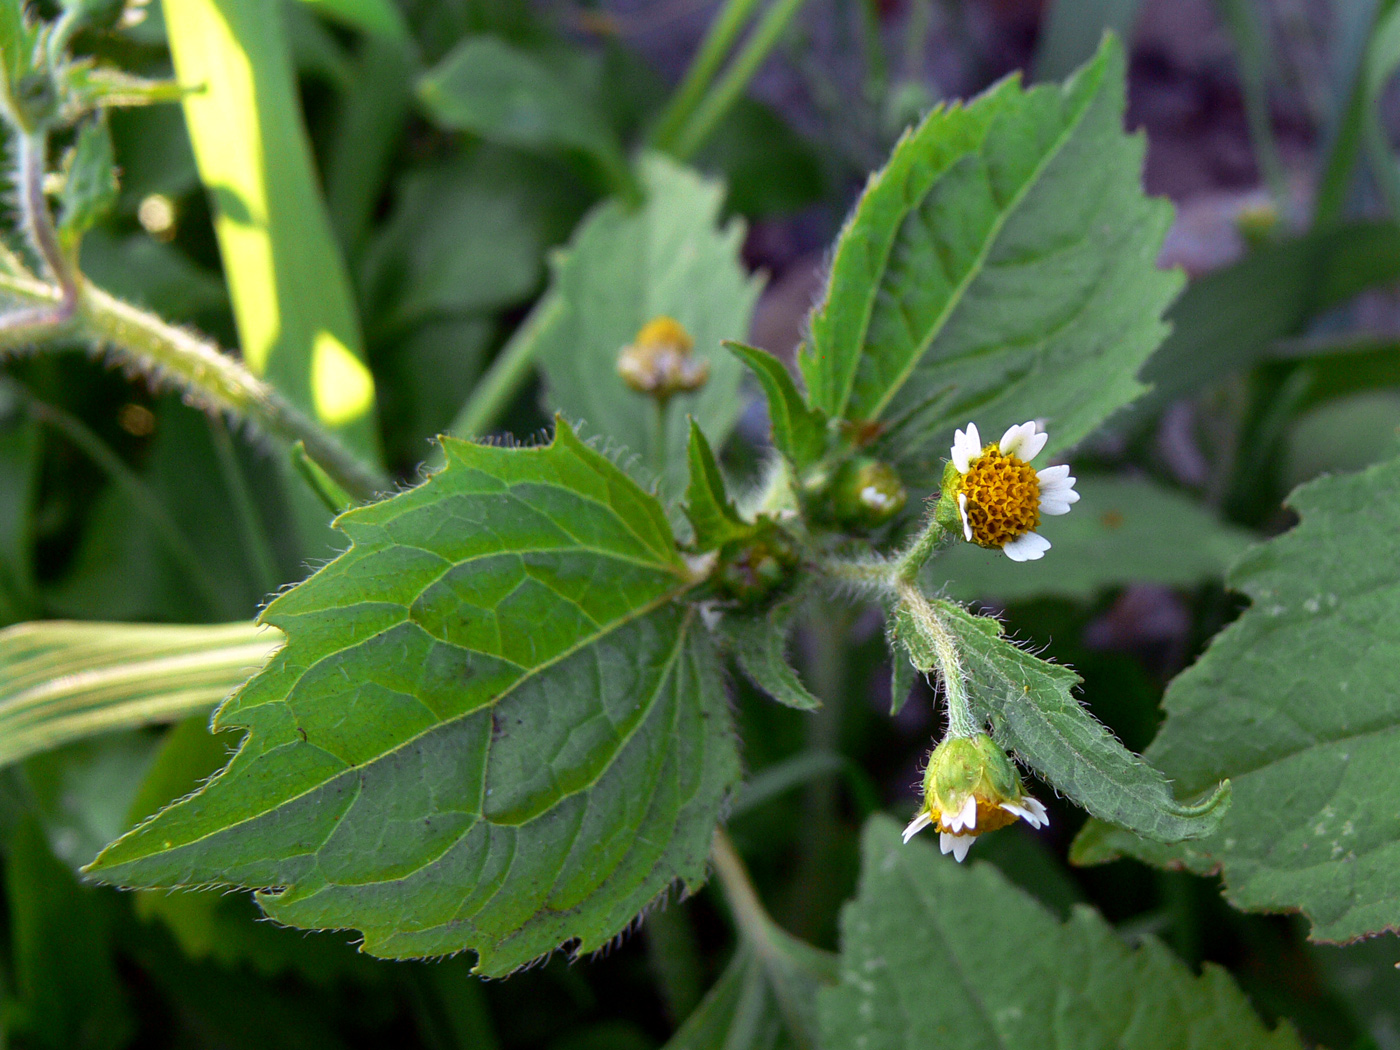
[0,620,283,770]
[162,0,382,460]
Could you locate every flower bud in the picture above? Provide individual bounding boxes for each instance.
[826,457,907,530]
[616,317,709,403]
[714,520,800,605]
[903,733,1049,861]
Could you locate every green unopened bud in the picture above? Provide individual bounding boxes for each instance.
[902,733,1049,861]
[616,316,709,403]
[10,69,59,131]
[715,520,799,605]
[827,457,907,530]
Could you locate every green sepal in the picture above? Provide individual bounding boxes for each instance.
[64,63,187,112]
[58,115,118,253]
[684,419,754,551]
[722,599,821,712]
[725,340,827,471]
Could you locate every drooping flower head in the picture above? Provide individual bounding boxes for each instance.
[946,421,1078,562]
[616,316,709,402]
[902,733,1049,861]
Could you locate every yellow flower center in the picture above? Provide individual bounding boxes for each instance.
[933,797,1020,836]
[960,446,1040,548]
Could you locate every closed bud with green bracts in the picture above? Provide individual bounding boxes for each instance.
[902,733,1049,862]
[826,456,907,530]
[714,520,800,606]
[9,69,58,131]
[616,316,709,403]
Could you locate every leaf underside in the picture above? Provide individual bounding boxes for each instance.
[88,419,739,975]
[800,36,1181,479]
[1074,453,1400,944]
[819,818,1304,1050]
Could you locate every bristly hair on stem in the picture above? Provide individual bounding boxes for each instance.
[0,127,391,505]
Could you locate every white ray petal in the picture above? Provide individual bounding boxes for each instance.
[1000,801,1046,829]
[958,493,972,541]
[1037,464,1071,483]
[959,794,977,830]
[1022,428,1048,460]
[1002,531,1051,562]
[939,831,956,855]
[1040,500,1072,516]
[902,811,933,844]
[951,424,981,472]
[949,834,974,862]
[999,422,1034,457]
[1023,797,1049,826]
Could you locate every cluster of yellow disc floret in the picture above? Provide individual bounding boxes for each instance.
[959,446,1041,548]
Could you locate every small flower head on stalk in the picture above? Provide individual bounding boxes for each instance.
[616,316,709,403]
[941,421,1078,562]
[902,733,1048,861]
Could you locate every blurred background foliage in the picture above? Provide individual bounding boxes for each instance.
[1,0,1400,1047]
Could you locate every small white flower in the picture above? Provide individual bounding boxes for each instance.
[939,832,974,863]
[903,735,1052,862]
[946,420,1078,561]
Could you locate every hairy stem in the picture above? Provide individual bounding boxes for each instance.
[0,132,79,336]
[893,514,948,582]
[896,580,976,738]
[0,273,391,503]
[710,827,781,955]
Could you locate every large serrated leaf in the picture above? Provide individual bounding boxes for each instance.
[819,817,1305,1050]
[1072,454,1400,943]
[799,37,1180,476]
[894,596,1228,841]
[534,154,763,498]
[87,419,739,975]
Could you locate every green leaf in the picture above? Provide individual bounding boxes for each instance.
[58,116,119,249]
[533,154,763,498]
[684,420,753,550]
[663,947,782,1050]
[165,0,381,457]
[0,383,40,625]
[727,341,827,472]
[87,419,740,974]
[1071,453,1400,943]
[723,601,821,712]
[893,596,1230,841]
[417,35,632,196]
[361,149,585,330]
[820,817,1306,1050]
[1142,221,1400,408]
[0,620,281,770]
[799,37,1180,475]
[885,603,918,716]
[4,818,134,1050]
[64,64,186,111]
[298,0,410,43]
[931,476,1255,603]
